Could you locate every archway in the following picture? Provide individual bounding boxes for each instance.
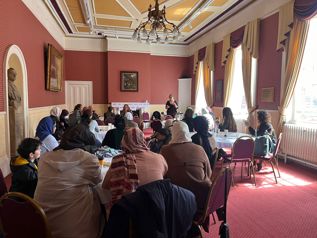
[4,45,29,161]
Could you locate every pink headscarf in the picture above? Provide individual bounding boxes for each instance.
[121,128,149,153]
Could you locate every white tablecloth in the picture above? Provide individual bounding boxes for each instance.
[215,132,249,148]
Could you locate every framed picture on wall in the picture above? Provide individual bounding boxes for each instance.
[120,71,138,92]
[46,44,63,92]
[215,80,223,103]
[261,87,274,102]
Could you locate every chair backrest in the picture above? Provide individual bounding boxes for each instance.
[198,168,232,224]
[0,168,7,198]
[0,192,51,238]
[165,115,173,120]
[142,112,150,121]
[232,136,255,160]
[273,133,282,157]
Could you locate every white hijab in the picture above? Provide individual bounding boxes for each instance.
[170,121,192,144]
[125,112,133,121]
[50,106,62,118]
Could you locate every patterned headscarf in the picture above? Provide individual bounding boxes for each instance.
[109,128,148,205]
[121,128,149,153]
[170,121,192,144]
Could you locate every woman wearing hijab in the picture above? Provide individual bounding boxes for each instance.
[34,123,102,238]
[103,127,168,206]
[191,116,217,167]
[161,121,212,217]
[35,106,61,153]
[102,115,125,149]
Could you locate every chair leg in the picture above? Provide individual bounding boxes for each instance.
[241,162,243,180]
[212,212,216,224]
[270,161,278,184]
[251,161,256,186]
[274,157,281,178]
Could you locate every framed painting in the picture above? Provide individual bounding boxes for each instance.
[261,87,274,102]
[46,44,63,91]
[120,71,138,92]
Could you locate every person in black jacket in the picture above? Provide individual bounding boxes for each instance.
[10,138,41,198]
[182,107,194,132]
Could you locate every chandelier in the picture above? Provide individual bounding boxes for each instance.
[132,0,180,44]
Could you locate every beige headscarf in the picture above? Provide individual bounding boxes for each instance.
[121,128,149,153]
[50,106,62,118]
[170,121,192,144]
[164,119,174,130]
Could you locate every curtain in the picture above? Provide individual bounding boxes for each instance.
[193,51,199,74]
[203,44,214,106]
[242,19,260,124]
[221,35,231,66]
[278,18,310,133]
[294,0,317,20]
[194,62,203,106]
[223,50,235,106]
[277,1,295,51]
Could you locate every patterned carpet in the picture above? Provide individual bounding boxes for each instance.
[204,161,317,238]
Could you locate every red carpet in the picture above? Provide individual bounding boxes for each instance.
[203,162,317,238]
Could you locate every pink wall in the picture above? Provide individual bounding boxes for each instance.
[107,51,192,104]
[0,0,64,111]
[65,51,107,103]
[257,13,282,110]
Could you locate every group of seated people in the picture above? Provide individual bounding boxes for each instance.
[8,103,276,237]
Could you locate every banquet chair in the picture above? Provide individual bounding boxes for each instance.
[192,168,232,236]
[141,112,150,122]
[164,115,173,120]
[254,133,282,183]
[0,169,7,198]
[0,192,51,238]
[230,136,256,186]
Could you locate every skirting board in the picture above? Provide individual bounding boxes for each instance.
[278,153,317,170]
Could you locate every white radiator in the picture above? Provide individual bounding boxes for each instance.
[281,124,317,165]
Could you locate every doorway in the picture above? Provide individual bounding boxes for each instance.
[65,81,93,111]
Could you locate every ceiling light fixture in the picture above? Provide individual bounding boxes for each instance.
[132,0,180,44]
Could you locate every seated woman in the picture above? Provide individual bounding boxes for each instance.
[148,128,171,153]
[151,111,161,121]
[10,138,41,198]
[34,124,102,238]
[249,110,276,140]
[54,109,69,141]
[68,104,82,127]
[182,107,194,132]
[103,128,168,206]
[161,121,212,217]
[191,116,217,167]
[124,112,138,129]
[248,110,277,171]
[102,115,125,149]
[36,106,61,153]
[120,104,131,116]
[218,107,237,132]
[82,108,101,147]
[104,106,115,124]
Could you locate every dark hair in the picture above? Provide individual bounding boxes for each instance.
[81,108,92,125]
[257,110,270,124]
[114,115,125,130]
[151,111,161,120]
[60,109,69,119]
[222,107,237,132]
[74,104,82,111]
[193,116,209,134]
[17,138,41,159]
[107,106,113,112]
[184,108,194,119]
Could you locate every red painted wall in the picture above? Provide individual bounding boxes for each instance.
[0,0,64,111]
[65,51,107,103]
[107,51,192,104]
[257,13,282,110]
[150,55,192,104]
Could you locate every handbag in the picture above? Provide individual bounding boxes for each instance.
[254,134,273,156]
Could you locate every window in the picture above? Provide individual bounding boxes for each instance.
[287,17,317,125]
[227,46,249,119]
[195,61,207,114]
